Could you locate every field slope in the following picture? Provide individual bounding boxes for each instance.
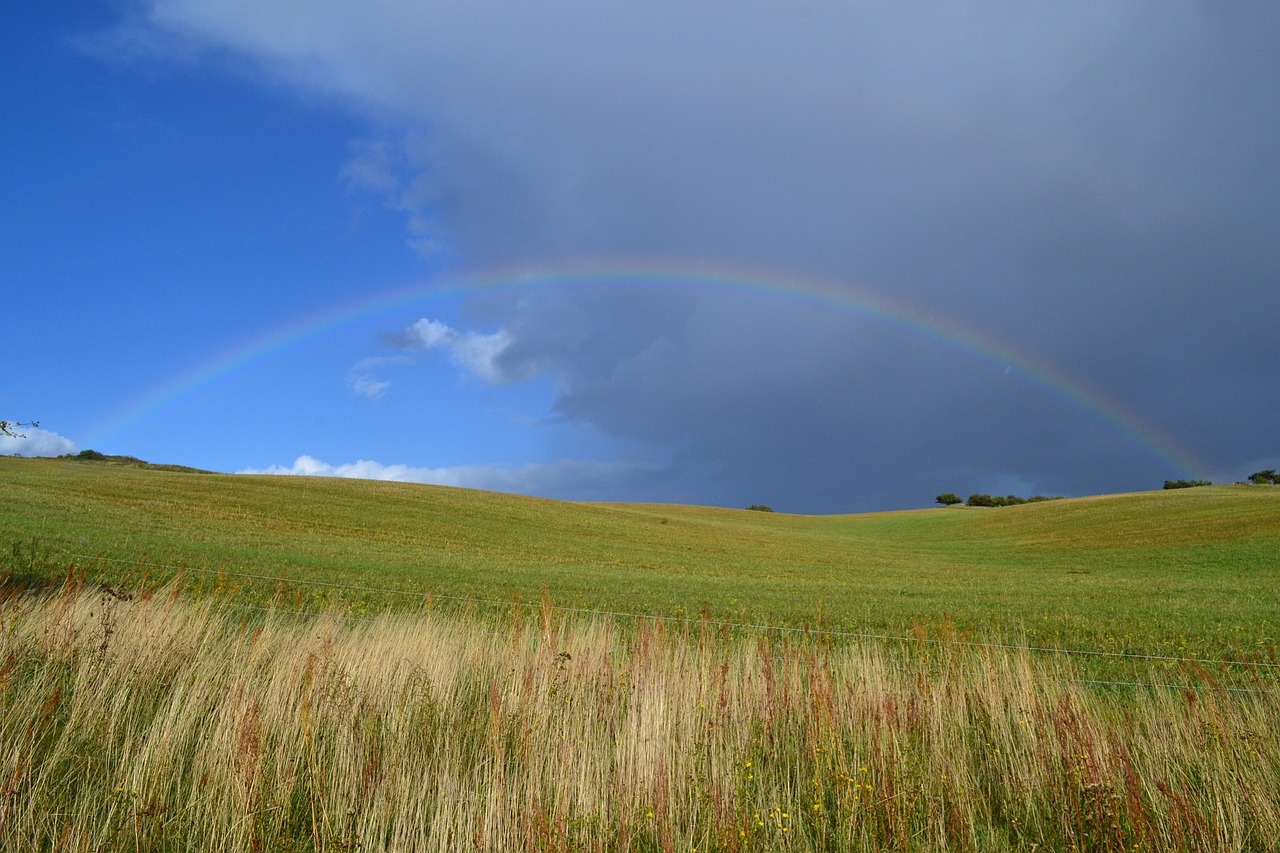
[2,455,1278,656]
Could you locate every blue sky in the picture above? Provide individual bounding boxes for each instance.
[4,2,593,481]
[4,1,1278,512]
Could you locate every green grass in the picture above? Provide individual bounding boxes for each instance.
[3,455,1278,659]
[4,457,1280,849]
[3,582,1278,852]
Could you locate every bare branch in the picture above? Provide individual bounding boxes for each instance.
[0,420,39,439]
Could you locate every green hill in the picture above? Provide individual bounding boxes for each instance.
[2,455,1277,656]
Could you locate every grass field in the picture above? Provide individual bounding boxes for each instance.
[2,580,1277,852]
[3,455,1278,661]
[3,455,1280,850]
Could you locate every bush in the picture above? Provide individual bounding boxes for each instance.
[1247,469,1279,485]
[745,504,774,512]
[964,493,1063,508]
[1163,479,1212,490]
[936,493,963,506]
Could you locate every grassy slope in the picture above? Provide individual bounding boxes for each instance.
[2,456,1278,655]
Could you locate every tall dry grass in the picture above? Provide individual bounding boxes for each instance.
[1,579,1277,851]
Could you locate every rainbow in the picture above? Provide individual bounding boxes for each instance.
[88,260,1210,479]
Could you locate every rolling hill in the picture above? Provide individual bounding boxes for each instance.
[2,455,1277,656]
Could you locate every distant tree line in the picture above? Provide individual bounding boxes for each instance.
[1166,471,1280,488]
[935,493,1063,508]
[63,449,108,461]
[1163,479,1213,489]
[939,470,1278,506]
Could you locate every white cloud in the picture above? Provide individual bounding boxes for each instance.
[340,139,401,195]
[0,427,77,458]
[351,355,413,371]
[341,137,456,259]
[345,355,412,399]
[238,454,659,499]
[400,318,515,383]
[347,374,390,399]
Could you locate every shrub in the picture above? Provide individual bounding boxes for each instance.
[965,493,1063,507]
[745,504,774,512]
[936,493,963,506]
[1163,479,1212,490]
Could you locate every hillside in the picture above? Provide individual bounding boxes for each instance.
[2,455,1278,655]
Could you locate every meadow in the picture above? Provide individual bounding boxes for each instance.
[3,456,1279,660]
[2,456,1279,850]
[2,578,1278,852]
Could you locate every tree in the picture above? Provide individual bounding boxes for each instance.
[935,493,962,506]
[1247,469,1279,485]
[745,504,774,512]
[0,420,38,439]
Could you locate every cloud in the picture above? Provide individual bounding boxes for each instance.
[341,138,455,259]
[131,1,1280,510]
[345,355,412,399]
[347,374,390,399]
[239,454,664,501]
[394,318,516,384]
[0,427,77,458]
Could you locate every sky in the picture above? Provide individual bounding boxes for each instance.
[3,0,1278,514]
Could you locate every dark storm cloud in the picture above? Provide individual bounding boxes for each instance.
[139,0,1279,509]
[460,290,1187,511]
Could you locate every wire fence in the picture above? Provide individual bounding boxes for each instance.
[62,552,1280,683]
